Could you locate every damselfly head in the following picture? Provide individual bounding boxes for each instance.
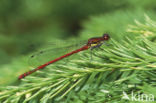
[103,34,110,40]
[87,33,110,46]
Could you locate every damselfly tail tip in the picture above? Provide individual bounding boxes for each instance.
[18,75,24,80]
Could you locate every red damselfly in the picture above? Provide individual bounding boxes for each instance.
[18,34,110,79]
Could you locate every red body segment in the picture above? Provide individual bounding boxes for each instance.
[18,45,89,79]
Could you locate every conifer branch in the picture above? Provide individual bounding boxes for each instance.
[0,15,156,103]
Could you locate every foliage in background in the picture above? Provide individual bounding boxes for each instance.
[0,0,156,102]
[0,0,156,62]
[79,9,156,41]
[0,0,127,68]
[0,10,155,86]
[0,13,155,103]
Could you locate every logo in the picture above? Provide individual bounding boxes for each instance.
[122,91,155,102]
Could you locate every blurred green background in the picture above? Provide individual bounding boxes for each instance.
[0,0,156,85]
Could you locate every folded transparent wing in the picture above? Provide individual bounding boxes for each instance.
[28,40,87,67]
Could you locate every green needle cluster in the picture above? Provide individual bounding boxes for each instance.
[0,14,156,103]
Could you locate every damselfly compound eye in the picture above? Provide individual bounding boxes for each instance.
[103,34,110,40]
